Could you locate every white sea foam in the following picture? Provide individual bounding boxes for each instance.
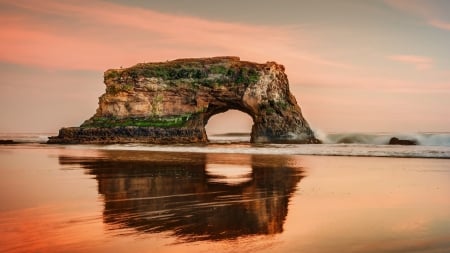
[315,132,450,146]
[0,133,51,143]
[3,132,450,158]
[88,143,450,159]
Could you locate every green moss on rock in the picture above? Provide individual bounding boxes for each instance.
[105,58,261,87]
[81,114,193,128]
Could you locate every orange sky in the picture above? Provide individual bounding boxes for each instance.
[0,0,449,133]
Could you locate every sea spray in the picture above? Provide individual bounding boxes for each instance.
[412,133,450,146]
[312,131,450,146]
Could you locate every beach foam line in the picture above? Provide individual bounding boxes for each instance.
[71,143,450,159]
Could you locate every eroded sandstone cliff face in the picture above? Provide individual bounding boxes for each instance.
[48,56,319,144]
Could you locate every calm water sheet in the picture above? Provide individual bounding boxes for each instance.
[0,144,449,253]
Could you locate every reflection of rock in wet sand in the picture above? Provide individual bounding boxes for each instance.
[59,151,304,241]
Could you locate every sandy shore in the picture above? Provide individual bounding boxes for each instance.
[0,145,449,253]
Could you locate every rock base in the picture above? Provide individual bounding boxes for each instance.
[48,127,206,144]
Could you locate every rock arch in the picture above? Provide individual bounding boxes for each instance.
[49,57,319,144]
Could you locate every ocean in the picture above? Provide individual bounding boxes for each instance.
[0,132,449,252]
[2,132,450,158]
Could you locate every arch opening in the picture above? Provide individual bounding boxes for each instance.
[205,109,253,143]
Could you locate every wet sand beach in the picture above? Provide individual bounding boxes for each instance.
[0,144,449,253]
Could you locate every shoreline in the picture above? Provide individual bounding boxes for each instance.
[2,142,449,159]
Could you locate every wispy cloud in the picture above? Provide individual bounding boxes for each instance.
[388,54,433,70]
[0,0,353,72]
[428,19,450,31]
[0,0,280,70]
[385,0,450,31]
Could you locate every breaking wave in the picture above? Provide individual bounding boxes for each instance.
[315,131,450,147]
[2,132,450,158]
[0,133,51,143]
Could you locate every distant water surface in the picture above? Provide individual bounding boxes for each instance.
[0,143,449,252]
[3,132,450,158]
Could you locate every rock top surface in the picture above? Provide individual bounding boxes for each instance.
[49,56,319,144]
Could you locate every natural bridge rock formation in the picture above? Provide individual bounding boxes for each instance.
[49,56,319,144]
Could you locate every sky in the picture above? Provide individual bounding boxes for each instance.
[0,0,449,134]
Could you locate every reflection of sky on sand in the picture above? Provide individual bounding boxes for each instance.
[206,160,253,185]
[281,156,450,253]
[0,145,449,253]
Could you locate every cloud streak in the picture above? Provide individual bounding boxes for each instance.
[0,0,268,69]
[385,0,450,31]
[0,0,352,72]
[428,19,450,31]
[388,54,433,70]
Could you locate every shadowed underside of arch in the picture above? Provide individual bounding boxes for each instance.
[49,57,320,144]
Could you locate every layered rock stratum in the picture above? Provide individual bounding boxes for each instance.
[48,56,319,144]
